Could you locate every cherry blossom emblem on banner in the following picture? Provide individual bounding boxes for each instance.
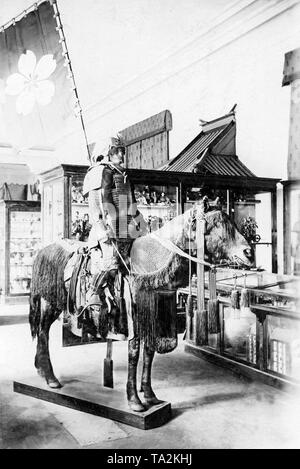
[5,50,57,116]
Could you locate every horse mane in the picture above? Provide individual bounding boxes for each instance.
[205,209,236,240]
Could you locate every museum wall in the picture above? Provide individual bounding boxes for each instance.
[0,0,299,179]
[54,0,300,181]
[1,0,299,272]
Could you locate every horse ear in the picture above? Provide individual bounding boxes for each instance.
[200,195,210,213]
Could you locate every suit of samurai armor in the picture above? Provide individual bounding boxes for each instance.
[82,137,146,304]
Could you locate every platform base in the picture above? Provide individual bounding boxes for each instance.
[13,377,171,430]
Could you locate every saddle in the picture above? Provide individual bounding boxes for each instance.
[62,238,178,353]
[64,244,129,341]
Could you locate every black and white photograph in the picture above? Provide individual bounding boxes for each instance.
[0,0,300,452]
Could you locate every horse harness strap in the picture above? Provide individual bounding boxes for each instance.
[151,233,212,267]
[111,240,131,275]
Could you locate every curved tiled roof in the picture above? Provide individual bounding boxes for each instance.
[165,127,225,172]
[164,113,256,177]
[196,151,255,177]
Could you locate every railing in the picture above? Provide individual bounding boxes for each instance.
[178,278,300,385]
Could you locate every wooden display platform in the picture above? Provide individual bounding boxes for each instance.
[13,377,171,430]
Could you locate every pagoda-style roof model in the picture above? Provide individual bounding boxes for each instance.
[164,110,255,177]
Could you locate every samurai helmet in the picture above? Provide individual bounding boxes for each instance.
[108,134,126,158]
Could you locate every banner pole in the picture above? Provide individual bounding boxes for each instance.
[51,0,92,162]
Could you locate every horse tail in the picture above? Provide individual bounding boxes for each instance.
[29,248,42,339]
[29,242,73,338]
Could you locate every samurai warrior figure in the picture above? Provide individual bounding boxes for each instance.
[83,136,146,305]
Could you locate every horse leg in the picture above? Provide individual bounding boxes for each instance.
[141,345,160,405]
[127,338,145,412]
[35,299,61,389]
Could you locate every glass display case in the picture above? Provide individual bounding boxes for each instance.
[223,305,257,363]
[283,179,300,276]
[0,203,5,298]
[41,165,181,243]
[185,187,227,213]
[134,183,179,232]
[183,185,276,272]
[0,200,41,304]
[40,164,90,244]
[179,270,300,387]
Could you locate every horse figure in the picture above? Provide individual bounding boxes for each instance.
[29,204,253,412]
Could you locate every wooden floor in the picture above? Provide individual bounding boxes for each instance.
[1,320,300,448]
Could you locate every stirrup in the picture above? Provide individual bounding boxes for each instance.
[85,293,102,307]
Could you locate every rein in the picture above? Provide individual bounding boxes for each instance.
[151,232,212,267]
[111,212,212,276]
[114,209,246,275]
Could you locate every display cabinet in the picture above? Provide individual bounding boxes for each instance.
[179,270,300,387]
[134,183,179,231]
[40,164,90,245]
[40,165,182,244]
[0,200,41,304]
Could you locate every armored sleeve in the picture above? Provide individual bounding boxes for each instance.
[101,167,114,206]
[88,189,103,225]
[87,166,114,223]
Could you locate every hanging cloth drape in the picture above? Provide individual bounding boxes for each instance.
[0,1,74,150]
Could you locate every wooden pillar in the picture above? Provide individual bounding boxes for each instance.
[4,204,10,297]
[185,304,191,342]
[64,175,71,239]
[219,303,225,355]
[283,184,291,274]
[226,189,230,216]
[195,205,207,346]
[271,190,278,273]
[227,189,235,221]
[179,182,185,215]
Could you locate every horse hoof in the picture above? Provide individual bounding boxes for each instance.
[144,396,161,406]
[48,380,62,389]
[128,401,145,412]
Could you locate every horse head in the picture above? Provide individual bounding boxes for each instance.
[184,197,254,268]
[204,210,254,267]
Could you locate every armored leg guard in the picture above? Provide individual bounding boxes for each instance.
[86,269,117,307]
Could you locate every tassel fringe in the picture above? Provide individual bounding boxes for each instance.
[241,288,250,308]
[186,294,194,318]
[208,299,220,334]
[231,289,240,310]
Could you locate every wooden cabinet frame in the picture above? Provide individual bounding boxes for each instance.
[0,200,41,304]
